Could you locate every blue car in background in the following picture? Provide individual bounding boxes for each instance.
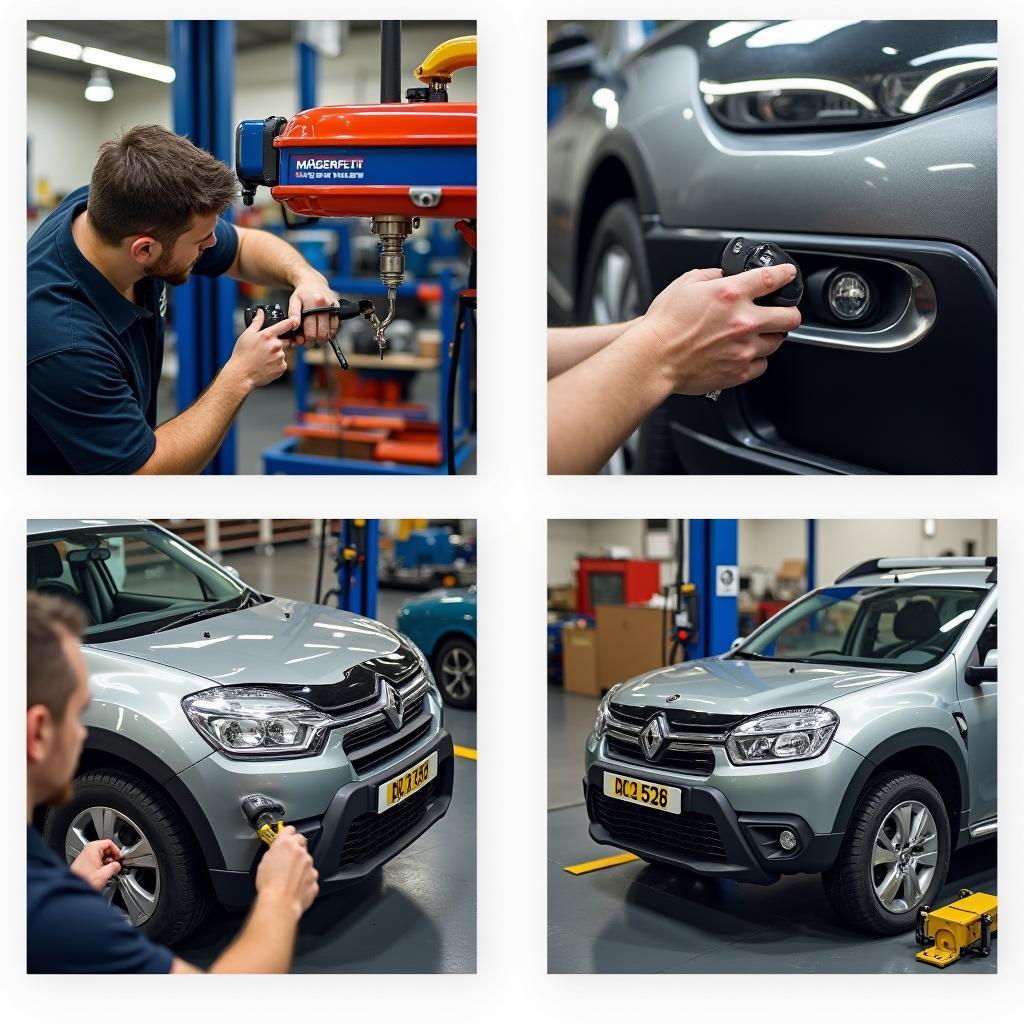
[397,587,477,709]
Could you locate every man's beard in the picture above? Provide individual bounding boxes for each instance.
[145,251,202,286]
[44,779,75,807]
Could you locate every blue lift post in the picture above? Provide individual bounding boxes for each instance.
[336,519,379,618]
[169,21,237,474]
[688,519,739,660]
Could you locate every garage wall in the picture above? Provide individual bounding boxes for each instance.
[550,519,997,589]
[27,69,103,195]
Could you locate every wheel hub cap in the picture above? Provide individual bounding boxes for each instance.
[871,799,938,914]
[66,805,160,927]
[440,648,475,701]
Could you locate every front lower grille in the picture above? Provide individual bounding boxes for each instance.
[606,732,715,775]
[339,779,439,866]
[591,790,727,862]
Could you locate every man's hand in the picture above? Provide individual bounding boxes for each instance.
[254,826,319,921]
[641,263,802,395]
[224,306,296,392]
[287,272,342,346]
[69,839,122,892]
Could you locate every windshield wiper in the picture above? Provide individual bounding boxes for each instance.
[152,593,253,633]
[730,650,772,660]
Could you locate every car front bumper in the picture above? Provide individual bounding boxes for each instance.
[583,754,847,884]
[208,728,455,907]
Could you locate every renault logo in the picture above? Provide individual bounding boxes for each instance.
[640,715,666,760]
[379,676,403,730]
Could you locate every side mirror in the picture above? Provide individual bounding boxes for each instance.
[548,25,601,83]
[730,636,746,651]
[965,649,997,686]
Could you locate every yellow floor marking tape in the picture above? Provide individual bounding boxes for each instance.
[454,745,477,760]
[564,852,639,875]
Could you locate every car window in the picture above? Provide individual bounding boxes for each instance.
[27,525,247,640]
[734,585,986,671]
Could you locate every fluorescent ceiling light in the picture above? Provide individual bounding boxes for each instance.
[81,46,176,83]
[28,33,175,83]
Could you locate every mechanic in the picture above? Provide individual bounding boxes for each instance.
[27,123,343,475]
[26,592,319,973]
[547,263,801,473]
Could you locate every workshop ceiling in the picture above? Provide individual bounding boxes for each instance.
[27,21,469,82]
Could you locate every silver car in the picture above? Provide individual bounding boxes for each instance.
[28,519,454,944]
[585,556,996,933]
[548,21,997,474]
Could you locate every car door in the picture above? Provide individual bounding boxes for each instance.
[956,608,997,829]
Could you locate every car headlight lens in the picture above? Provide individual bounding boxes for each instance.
[593,683,624,738]
[697,21,996,131]
[726,707,838,765]
[183,687,330,758]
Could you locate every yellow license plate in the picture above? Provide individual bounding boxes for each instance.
[603,771,681,814]
[378,751,438,813]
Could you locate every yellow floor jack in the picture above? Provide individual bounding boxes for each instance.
[915,889,997,968]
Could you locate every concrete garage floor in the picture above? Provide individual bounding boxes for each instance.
[170,541,477,972]
[548,688,997,974]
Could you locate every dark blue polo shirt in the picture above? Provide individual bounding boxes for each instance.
[27,185,239,474]
[27,825,174,974]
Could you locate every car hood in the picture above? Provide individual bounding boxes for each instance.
[88,598,406,692]
[614,657,908,718]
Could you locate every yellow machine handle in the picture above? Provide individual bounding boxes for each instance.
[256,820,284,846]
[415,35,477,84]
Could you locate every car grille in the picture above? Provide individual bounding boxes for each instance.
[591,790,727,862]
[339,779,439,866]
[609,701,746,737]
[606,731,715,776]
[340,673,431,774]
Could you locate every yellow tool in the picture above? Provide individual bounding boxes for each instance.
[241,793,286,846]
[915,889,997,968]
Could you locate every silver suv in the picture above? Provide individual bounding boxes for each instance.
[28,520,454,944]
[585,557,997,934]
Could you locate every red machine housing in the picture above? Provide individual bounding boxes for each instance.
[270,102,476,219]
[575,558,662,617]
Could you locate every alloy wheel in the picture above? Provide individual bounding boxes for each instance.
[66,805,161,927]
[439,646,475,703]
[871,799,939,914]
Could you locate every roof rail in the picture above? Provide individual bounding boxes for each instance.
[835,556,996,584]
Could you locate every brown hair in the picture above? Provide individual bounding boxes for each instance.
[27,592,87,720]
[88,123,238,246]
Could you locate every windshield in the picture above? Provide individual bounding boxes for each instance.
[732,585,985,670]
[27,524,251,642]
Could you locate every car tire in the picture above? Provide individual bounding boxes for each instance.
[433,636,476,709]
[578,199,669,473]
[44,768,211,945]
[822,771,951,935]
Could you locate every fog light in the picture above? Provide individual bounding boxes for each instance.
[779,829,798,851]
[828,271,872,321]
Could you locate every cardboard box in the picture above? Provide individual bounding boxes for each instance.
[548,586,577,612]
[562,624,600,696]
[596,605,665,691]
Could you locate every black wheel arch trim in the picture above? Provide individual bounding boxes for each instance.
[831,728,969,843]
[80,728,225,869]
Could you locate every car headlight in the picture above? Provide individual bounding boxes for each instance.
[183,687,331,758]
[697,20,996,131]
[726,707,838,765]
[593,683,624,738]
